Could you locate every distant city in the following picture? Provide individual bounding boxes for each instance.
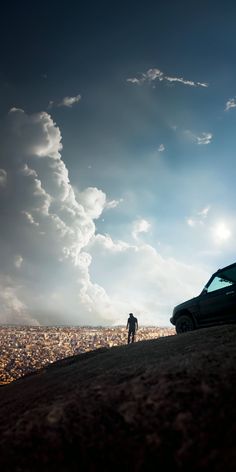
[0,326,175,384]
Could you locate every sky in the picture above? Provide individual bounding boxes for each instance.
[1,0,236,326]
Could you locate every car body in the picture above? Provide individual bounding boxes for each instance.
[170,262,236,334]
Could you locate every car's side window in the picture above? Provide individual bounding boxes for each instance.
[207,276,233,293]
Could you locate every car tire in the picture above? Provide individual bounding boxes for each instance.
[175,314,195,334]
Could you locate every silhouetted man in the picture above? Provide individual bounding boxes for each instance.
[126,313,138,343]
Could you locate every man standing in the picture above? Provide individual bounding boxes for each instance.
[126,313,138,344]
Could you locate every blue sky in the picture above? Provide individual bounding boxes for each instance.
[0,1,236,326]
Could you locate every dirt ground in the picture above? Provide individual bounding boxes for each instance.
[1,324,236,471]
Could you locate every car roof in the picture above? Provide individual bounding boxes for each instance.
[215,261,236,274]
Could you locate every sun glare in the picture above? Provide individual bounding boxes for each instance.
[213,222,231,244]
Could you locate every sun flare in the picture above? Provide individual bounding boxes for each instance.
[213,222,231,244]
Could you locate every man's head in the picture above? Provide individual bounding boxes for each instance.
[129,313,133,317]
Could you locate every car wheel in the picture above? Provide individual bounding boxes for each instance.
[175,314,195,334]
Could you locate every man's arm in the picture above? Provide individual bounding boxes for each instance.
[136,319,138,330]
[126,320,129,329]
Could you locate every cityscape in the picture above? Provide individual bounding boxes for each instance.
[0,326,175,384]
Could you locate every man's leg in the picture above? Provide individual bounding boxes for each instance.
[128,330,131,343]
[131,330,135,343]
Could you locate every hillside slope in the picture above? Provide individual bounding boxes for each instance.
[1,324,236,471]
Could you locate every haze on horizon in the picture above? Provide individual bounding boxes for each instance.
[0,1,236,327]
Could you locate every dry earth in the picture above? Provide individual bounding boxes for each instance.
[1,324,236,471]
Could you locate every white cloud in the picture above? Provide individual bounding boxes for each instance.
[14,255,23,268]
[21,211,40,226]
[158,144,165,152]
[5,108,62,159]
[126,77,141,84]
[165,76,207,87]
[105,198,123,210]
[88,234,208,326]
[197,206,210,218]
[76,189,123,218]
[187,218,196,227]
[184,130,212,145]
[91,234,130,253]
[127,67,208,88]
[49,94,82,109]
[225,97,236,111]
[132,218,151,240]
[187,206,211,228]
[196,132,212,145]
[58,94,82,107]
[0,108,110,325]
[0,275,39,325]
[77,187,106,219]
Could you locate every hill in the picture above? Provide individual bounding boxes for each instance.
[1,324,236,471]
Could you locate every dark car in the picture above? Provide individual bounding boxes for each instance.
[170,262,236,334]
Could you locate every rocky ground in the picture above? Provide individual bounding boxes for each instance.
[1,324,236,471]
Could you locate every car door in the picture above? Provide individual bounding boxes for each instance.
[198,274,236,326]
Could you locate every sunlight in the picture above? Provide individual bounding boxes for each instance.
[213,222,231,244]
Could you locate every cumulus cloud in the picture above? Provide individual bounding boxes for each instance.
[0,108,211,327]
[127,67,208,88]
[0,108,109,325]
[0,275,39,325]
[88,234,208,326]
[225,97,236,111]
[77,187,106,220]
[49,94,82,109]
